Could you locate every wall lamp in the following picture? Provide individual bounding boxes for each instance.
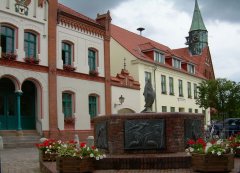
[114,95,125,107]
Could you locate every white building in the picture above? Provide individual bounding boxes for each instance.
[110,0,215,125]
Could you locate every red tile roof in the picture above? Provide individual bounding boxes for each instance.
[58,3,102,27]
[111,24,215,80]
[111,24,171,61]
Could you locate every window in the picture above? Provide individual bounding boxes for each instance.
[161,75,166,94]
[62,42,72,65]
[62,93,73,118]
[170,107,175,112]
[179,107,185,112]
[89,95,98,119]
[178,79,183,97]
[187,64,195,74]
[154,51,165,63]
[88,49,97,71]
[202,110,206,115]
[173,58,181,69]
[0,26,15,53]
[187,82,192,98]
[24,32,37,58]
[189,108,192,113]
[194,83,198,99]
[162,106,167,112]
[144,71,151,84]
[195,109,198,113]
[169,77,174,95]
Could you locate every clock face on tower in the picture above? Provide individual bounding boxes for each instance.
[193,35,199,42]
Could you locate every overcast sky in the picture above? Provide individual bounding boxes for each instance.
[59,0,240,82]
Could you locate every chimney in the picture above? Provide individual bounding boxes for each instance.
[137,27,145,36]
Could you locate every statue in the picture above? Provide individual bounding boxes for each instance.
[141,79,155,112]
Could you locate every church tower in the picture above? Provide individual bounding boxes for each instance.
[186,0,208,55]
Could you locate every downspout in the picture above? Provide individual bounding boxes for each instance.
[153,64,157,112]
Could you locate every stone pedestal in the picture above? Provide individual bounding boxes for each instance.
[93,112,204,154]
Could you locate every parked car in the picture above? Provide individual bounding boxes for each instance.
[213,118,240,137]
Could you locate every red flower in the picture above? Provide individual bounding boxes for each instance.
[187,139,195,145]
[68,140,76,144]
[91,146,96,150]
[196,138,206,146]
[80,142,86,148]
[210,139,216,144]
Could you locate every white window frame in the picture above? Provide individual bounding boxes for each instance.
[173,58,181,69]
[154,51,165,64]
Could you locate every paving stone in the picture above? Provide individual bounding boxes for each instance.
[1,147,240,173]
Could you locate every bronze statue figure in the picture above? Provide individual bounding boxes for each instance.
[141,79,155,112]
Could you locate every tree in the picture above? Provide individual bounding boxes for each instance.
[196,78,240,119]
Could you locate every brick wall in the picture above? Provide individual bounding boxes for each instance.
[94,112,204,154]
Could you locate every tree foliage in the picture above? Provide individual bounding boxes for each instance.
[196,78,240,118]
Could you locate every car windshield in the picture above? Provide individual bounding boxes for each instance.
[223,119,240,125]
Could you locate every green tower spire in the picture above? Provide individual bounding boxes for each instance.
[189,0,207,32]
[187,0,208,55]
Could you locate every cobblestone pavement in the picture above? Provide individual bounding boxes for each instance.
[1,147,240,173]
[0,147,40,173]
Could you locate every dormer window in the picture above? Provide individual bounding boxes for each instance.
[173,58,181,69]
[154,51,165,64]
[187,64,195,74]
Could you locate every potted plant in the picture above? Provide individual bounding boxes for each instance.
[89,69,99,76]
[228,132,240,157]
[56,142,106,173]
[1,52,17,60]
[63,64,76,71]
[24,56,40,64]
[64,116,75,124]
[36,139,62,161]
[186,138,234,172]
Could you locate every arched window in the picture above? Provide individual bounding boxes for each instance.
[62,42,72,65]
[88,94,99,119]
[88,48,98,71]
[0,26,15,53]
[24,32,37,58]
[62,92,73,118]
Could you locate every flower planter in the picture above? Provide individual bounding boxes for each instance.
[235,149,240,157]
[39,151,58,162]
[24,57,40,64]
[89,70,99,76]
[191,153,234,172]
[1,53,17,60]
[56,157,94,173]
[63,65,76,71]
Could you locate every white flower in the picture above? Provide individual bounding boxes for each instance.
[185,148,189,152]
[90,153,94,158]
[96,156,100,160]
[100,155,103,159]
[211,150,215,154]
[103,154,106,158]
[217,151,221,156]
[189,147,194,152]
[217,139,223,145]
[205,142,212,153]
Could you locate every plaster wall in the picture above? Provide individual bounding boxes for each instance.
[0,66,49,133]
[111,86,141,114]
[57,76,106,130]
[0,0,48,66]
[57,25,105,76]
